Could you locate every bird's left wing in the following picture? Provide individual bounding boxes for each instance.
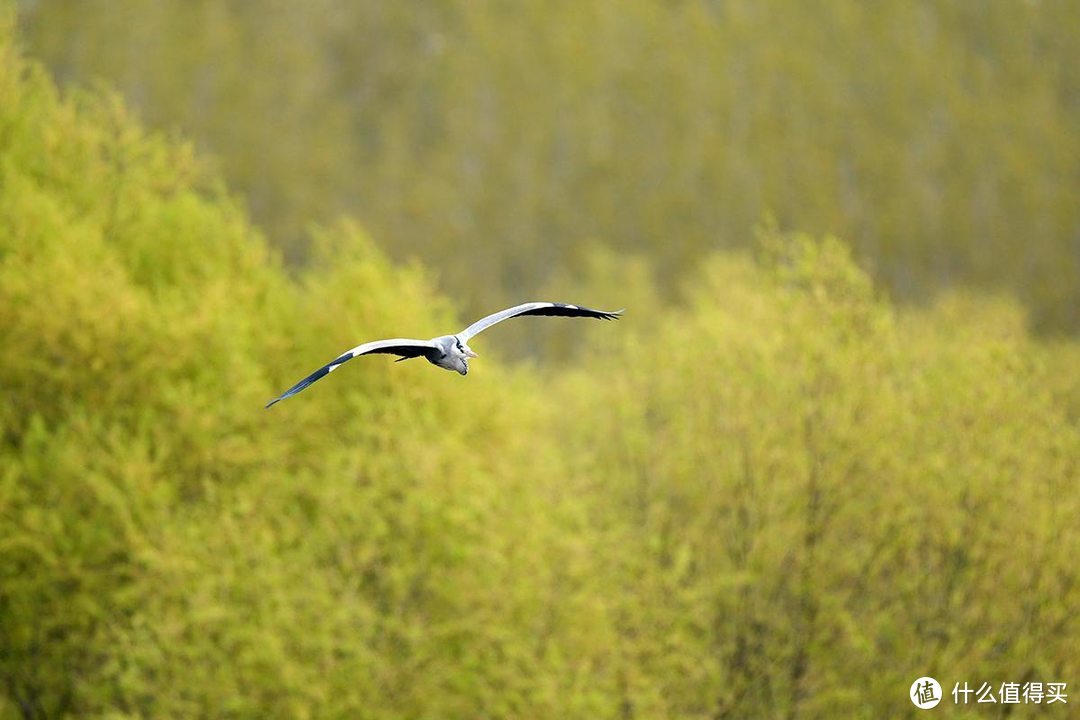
[457,302,623,342]
[265,338,436,408]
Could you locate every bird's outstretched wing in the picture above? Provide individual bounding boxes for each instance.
[265,338,436,408]
[457,302,623,342]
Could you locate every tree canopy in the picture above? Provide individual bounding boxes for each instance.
[16,0,1080,332]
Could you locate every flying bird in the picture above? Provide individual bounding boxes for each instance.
[265,302,622,408]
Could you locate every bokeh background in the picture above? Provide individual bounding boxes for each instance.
[1,1,1077,717]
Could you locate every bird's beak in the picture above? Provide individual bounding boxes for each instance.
[464,347,479,358]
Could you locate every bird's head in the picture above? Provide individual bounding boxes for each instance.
[456,338,479,359]
[443,336,477,375]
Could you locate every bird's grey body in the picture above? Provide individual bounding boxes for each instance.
[418,334,477,376]
[266,302,621,408]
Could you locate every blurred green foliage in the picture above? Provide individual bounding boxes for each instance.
[2,6,1079,719]
[14,0,1080,333]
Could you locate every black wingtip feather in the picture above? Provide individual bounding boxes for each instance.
[518,303,625,321]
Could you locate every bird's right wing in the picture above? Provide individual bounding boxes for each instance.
[457,302,623,342]
[265,338,436,408]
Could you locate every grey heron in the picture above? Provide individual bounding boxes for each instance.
[265,302,622,408]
